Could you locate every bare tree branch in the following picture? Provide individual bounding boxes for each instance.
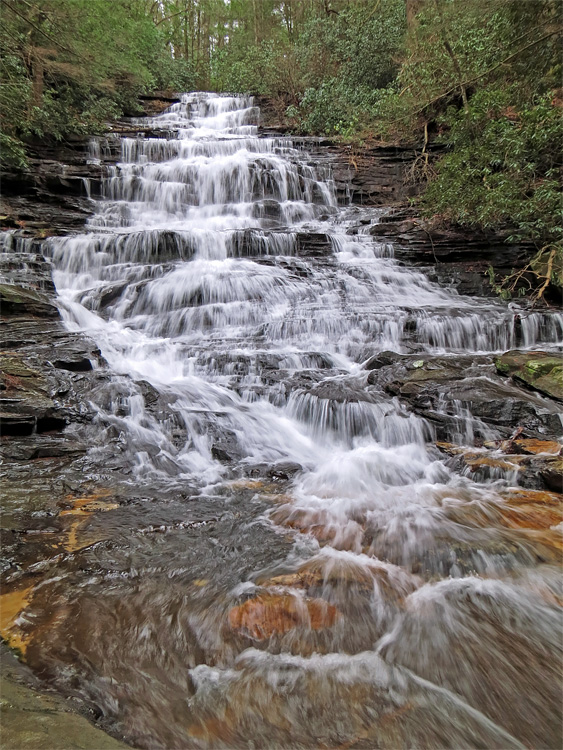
[389,27,562,125]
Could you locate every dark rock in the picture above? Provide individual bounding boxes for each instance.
[53,357,93,372]
[211,445,237,462]
[0,413,36,437]
[0,435,87,460]
[98,282,129,310]
[0,283,58,317]
[307,379,377,404]
[296,233,332,257]
[364,351,403,371]
[375,355,562,442]
[268,461,303,480]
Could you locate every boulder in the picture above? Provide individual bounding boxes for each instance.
[495,350,563,401]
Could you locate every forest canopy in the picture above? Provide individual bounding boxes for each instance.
[1,0,561,292]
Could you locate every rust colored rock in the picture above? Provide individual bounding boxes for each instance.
[501,488,562,507]
[228,593,340,640]
[495,504,562,531]
[512,439,561,455]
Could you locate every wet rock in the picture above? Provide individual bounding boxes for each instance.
[0,645,128,749]
[211,445,237,462]
[98,282,129,310]
[0,283,58,317]
[258,556,419,604]
[227,592,340,640]
[484,438,562,456]
[364,350,403,372]
[210,427,246,463]
[0,250,55,292]
[495,492,562,531]
[436,442,563,491]
[268,461,303,480]
[295,232,332,257]
[308,379,377,404]
[0,435,87,460]
[243,461,302,481]
[377,354,562,441]
[495,350,563,401]
[536,456,563,492]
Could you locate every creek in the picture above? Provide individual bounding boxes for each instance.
[3,93,563,749]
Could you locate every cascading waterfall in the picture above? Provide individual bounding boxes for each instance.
[19,93,562,748]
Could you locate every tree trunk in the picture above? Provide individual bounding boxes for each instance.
[432,0,469,113]
[32,47,44,108]
[406,0,425,30]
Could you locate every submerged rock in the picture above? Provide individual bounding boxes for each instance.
[227,592,340,640]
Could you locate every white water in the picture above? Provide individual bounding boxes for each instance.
[37,93,562,747]
[45,93,561,485]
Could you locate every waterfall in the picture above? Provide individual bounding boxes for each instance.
[25,92,563,749]
[45,93,561,483]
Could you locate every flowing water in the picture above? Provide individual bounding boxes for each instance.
[6,94,563,748]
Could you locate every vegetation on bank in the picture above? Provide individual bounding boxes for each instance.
[1,0,561,297]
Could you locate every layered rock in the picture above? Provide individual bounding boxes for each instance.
[364,351,563,448]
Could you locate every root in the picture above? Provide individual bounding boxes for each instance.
[490,244,561,303]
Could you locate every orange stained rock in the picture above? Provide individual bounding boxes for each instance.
[512,439,562,455]
[270,506,339,543]
[57,492,118,552]
[465,454,525,471]
[260,570,325,590]
[0,584,35,655]
[188,710,236,744]
[436,443,526,471]
[492,488,563,532]
[59,490,117,515]
[495,504,562,531]
[501,488,562,507]
[227,479,272,491]
[260,558,417,604]
[59,500,119,517]
[435,442,467,456]
[228,593,340,640]
[519,528,563,555]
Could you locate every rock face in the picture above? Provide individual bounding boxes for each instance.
[368,208,540,298]
[0,94,179,237]
[495,350,563,401]
[0,250,103,441]
[365,352,563,445]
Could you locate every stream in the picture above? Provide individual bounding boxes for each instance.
[3,93,563,749]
